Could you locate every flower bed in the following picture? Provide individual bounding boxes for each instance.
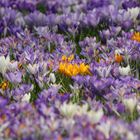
[0,0,140,139]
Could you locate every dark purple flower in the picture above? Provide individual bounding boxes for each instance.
[0,96,8,108]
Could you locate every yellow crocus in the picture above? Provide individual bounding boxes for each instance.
[58,55,92,77]
[131,32,140,42]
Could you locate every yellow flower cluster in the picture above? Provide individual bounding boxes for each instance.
[58,55,91,77]
[61,54,74,62]
[131,32,140,42]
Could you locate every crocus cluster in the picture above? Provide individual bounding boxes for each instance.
[0,0,140,140]
[59,55,91,77]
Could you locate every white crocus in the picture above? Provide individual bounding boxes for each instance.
[96,121,111,139]
[0,122,10,133]
[77,103,89,115]
[119,65,131,76]
[123,98,137,114]
[127,7,140,22]
[49,73,56,83]
[21,92,31,102]
[60,102,104,124]
[62,118,75,131]
[27,64,38,75]
[115,49,123,55]
[60,103,88,118]
[41,61,49,76]
[60,102,79,118]
[76,104,103,124]
[126,132,136,140]
[0,55,10,75]
[88,109,104,124]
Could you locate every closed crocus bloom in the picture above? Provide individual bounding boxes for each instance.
[79,63,90,75]
[60,102,79,118]
[96,65,112,78]
[5,71,22,84]
[15,13,25,27]
[114,49,123,63]
[127,7,140,21]
[0,55,10,76]
[8,61,18,72]
[123,98,137,114]
[119,65,131,76]
[97,121,111,139]
[61,55,67,61]
[49,73,56,83]
[131,32,140,42]
[27,64,38,75]
[88,109,104,124]
[21,93,31,103]
[115,54,123,63]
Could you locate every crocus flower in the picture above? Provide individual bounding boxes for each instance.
[87,108,104,124]
[49,73,56,83]
[21,92,31,103]
[127,7,140,22]
[123,97,137,114]
[27,63,38,75]
[0,96,8,108]
[96,65,112,78]
[114,49,123,63]
[60,102,79,118]
[96,121,111,139]
[0,80,9,91]
[5,71,22,84]
[131,32,140,42]
[0,55,10,75]
[8,61,18,72]
[119,65,131,76]
[58,55,91,77]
